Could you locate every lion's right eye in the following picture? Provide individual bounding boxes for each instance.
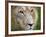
[19,11,23,13]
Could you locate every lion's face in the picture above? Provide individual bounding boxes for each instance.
[12,6,36,30]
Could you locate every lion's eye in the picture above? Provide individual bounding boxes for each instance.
[18,11,24,16]
[19,11,23,13]
[31,9,33,12]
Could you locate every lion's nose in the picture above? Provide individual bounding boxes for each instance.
[28,24,33,26]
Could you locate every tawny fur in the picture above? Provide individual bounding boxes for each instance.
[11,6,37,30]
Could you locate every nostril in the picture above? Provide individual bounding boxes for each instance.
[28,24,33,26]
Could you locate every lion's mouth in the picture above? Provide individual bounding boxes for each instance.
[25,23,33,30]
[28,24,33,29]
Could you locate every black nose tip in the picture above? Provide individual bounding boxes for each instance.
[28,24,33,26]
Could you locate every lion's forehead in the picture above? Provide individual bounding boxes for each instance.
[16,6,35,11]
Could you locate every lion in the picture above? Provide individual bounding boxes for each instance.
[11,6,38,31]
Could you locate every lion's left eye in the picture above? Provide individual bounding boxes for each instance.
[31,9,33,12]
